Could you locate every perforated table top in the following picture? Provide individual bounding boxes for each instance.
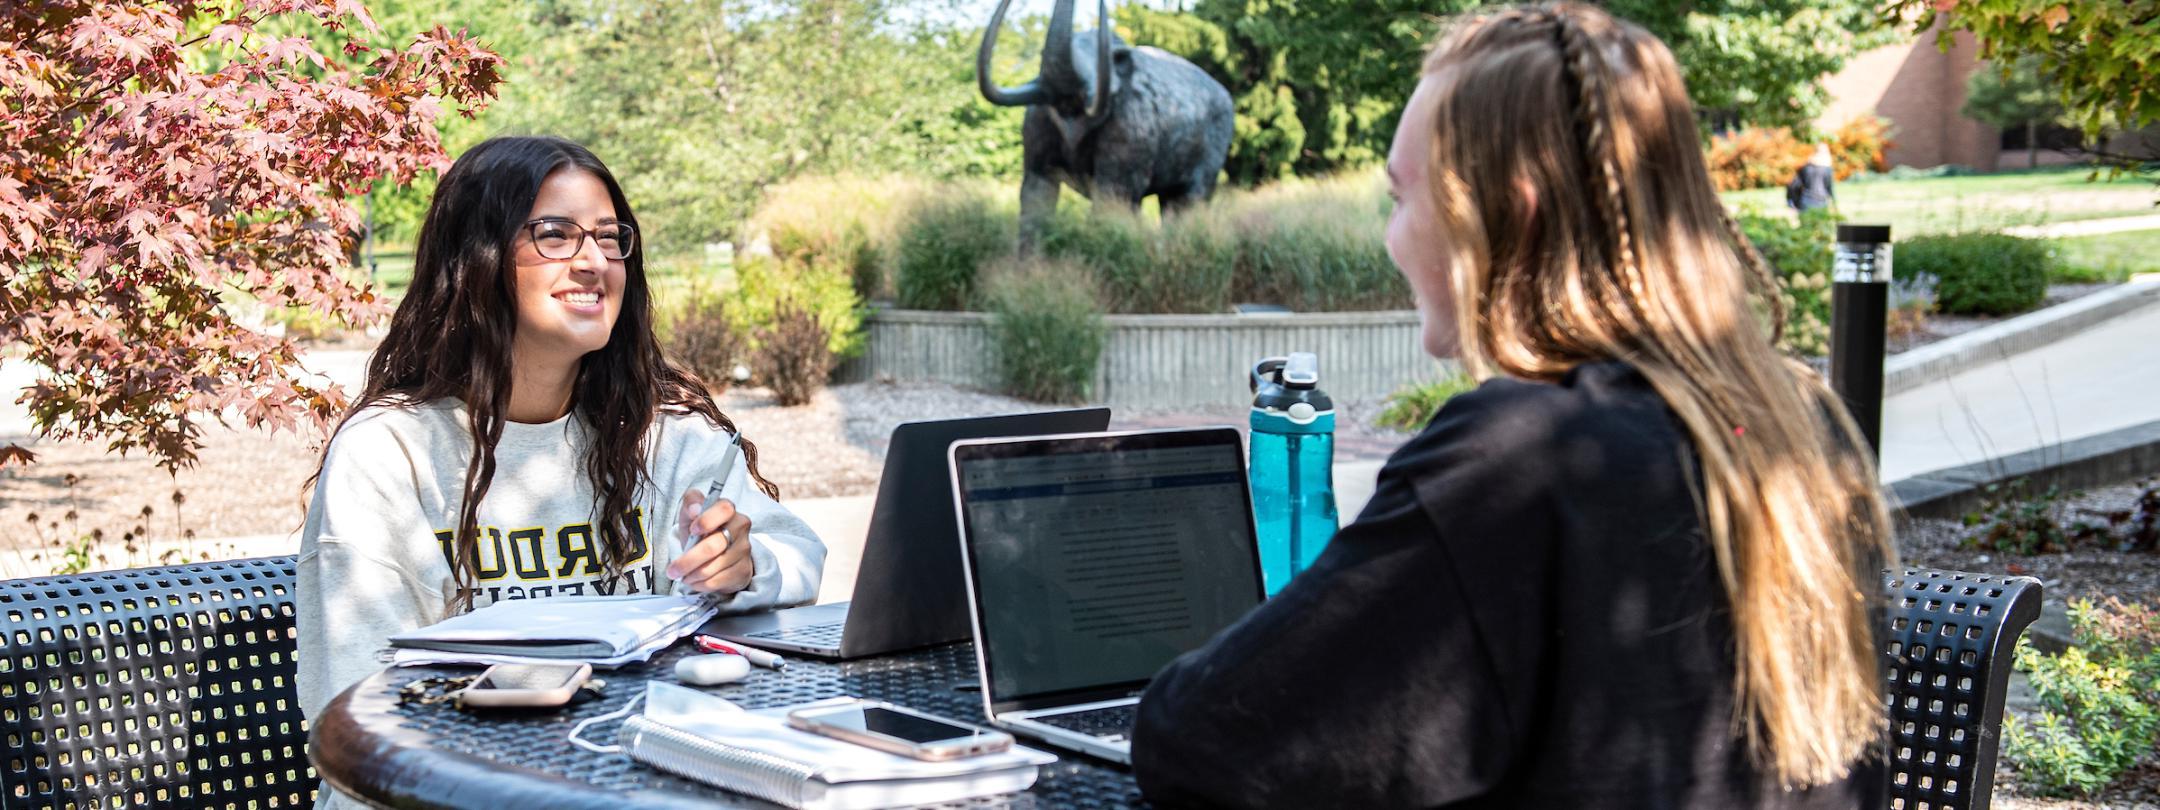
[310,641,1147,809]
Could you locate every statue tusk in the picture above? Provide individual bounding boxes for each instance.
[1083,0,1113,122]
[979,0,1051,107]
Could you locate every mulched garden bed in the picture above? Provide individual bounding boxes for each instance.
[1899,477,2160,810]
[1899,479,2160,606]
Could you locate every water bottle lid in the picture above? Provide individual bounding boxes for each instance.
[1286,402,1318,424]
[1283,352,1320,389]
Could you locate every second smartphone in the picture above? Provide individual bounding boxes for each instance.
[787,700,1013,761]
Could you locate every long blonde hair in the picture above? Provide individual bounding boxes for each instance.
[1420,3,1892,786]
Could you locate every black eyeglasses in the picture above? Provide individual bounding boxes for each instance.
[524,218,638,261]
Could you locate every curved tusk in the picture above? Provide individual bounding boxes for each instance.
[1084,0,1113,121]
[979,0,1051,106]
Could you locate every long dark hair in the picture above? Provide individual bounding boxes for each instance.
[318,135,777,612]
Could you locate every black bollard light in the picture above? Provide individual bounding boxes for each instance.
[1830,223,1892,459]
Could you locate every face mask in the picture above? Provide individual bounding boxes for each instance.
[568,681,744,753]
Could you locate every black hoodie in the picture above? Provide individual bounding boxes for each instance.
[1132,362,1884,809]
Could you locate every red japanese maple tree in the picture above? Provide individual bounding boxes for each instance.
[0,0,502,471]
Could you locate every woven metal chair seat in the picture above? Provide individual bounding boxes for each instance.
[1,556,312,809]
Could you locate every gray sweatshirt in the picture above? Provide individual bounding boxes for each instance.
[296,399,824,807]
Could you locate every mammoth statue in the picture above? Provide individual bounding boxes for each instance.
[978,0,1234,251]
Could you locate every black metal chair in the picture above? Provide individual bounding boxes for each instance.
[1,556,314,809]
[1883,567,2043,810]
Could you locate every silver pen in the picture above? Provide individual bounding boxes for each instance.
[676,432,744,582]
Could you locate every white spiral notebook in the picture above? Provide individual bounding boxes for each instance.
[622,688,1057,810]
[622,691,1058,810]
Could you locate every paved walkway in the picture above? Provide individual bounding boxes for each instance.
[2001,213,2160,239]
[6,293,2157,583]
[1878,293,2160,482]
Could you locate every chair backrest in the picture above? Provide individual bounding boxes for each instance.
[0,556,313,810]
[1883,567,2042,810]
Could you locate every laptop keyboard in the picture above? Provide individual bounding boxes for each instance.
[746,621,845,647]
[1032,704,1137,740]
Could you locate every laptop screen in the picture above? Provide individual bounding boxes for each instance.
[953,429,1263,706]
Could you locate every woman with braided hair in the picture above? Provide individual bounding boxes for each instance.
[1130,4,1889,807]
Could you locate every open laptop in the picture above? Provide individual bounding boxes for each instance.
[948,427,1265,764]
[700,408,1111,659]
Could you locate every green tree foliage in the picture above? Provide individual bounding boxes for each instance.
[335,0,1028,253]
[1608,0,1897,132]
[484,0,1025,254]
[1118,0,1893,185]
[1963,56,2071,169]
[1888,0,2159,147]
[1117,1,1460,183]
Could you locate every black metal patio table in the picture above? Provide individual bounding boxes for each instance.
[309,640,1146,809]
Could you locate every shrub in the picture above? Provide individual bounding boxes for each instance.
[751,301,837,407]
[1221,174,1406,311]
[1375,371,1480,431]
[2005,597,2160,797]
[1885,298,1932,343]
[732,254,863,360]
[1145,212,1240,313]
[893,193,1013,310]
[1829,115,1893,178]
[880,175,1403,316]
[1237,211,1402,311]
[745,175,927,301]
[659,287,744,395]
[1039,207,1152,306]
[1897,233,2052,316]
[1956,477,2160,554]
[1960,480,2081,555]
[1705,116,1893,191]
[1707,127,1810,192]
[981,257,1106,403]
[1735,206,1836,356]
[1040,206,1238,313]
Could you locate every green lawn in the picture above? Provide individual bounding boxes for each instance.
[2050,230,2160,284]
[1722,166,2158,237]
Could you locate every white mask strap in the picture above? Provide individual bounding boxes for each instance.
[567,692,647,754]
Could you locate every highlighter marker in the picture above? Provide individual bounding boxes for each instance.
[693,633,787,670]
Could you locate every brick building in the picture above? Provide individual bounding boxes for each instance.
[1815,23,2007,170]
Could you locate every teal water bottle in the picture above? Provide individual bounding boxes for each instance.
[1248,352,1338,596]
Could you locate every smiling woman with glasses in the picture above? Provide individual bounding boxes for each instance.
[293,136,826,810]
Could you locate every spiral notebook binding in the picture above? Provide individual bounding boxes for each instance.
[623,715,822,808]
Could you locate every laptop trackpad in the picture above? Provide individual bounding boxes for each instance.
[701,601,851,636]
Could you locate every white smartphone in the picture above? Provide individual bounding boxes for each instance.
[786,700,1013,761]
[458,662,592,708]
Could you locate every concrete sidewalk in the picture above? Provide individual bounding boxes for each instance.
[2003,213,2160,239]
[1878,293,2160,482]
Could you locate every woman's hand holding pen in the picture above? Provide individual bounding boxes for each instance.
[672,489,755,594]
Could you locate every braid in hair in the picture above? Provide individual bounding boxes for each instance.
[1553,13,1644,304]
[1721,211,1790,344]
